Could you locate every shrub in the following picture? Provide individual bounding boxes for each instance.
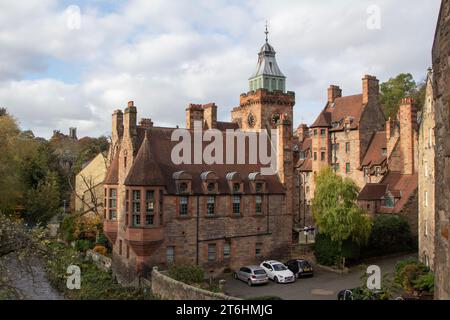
[314,233,338,266]
[75,239,93,252]
[60,214,77,242]
[413,273,434,293]
[168,264,205,284]
[314,233,360,267]
[395,257,418,275]
[395,259,429,293]
[44,241,154,300]
[96,233,109,248]
[93,245,107,256]
[362,215,415,258]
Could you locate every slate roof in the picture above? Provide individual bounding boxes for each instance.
[105,125,286,195]
[361,131,387,167]
[358,184,388,201]
[311,94,364,129]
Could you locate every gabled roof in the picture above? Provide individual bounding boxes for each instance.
[311,94,364,129]
[311,112,332,128]
[358,184,388,201]
[295,137,313,171]
[104,152,119,185]
[296,159,312,172]
[118,126,285,195]
[358,171,418,214]
[361,131,387,167]
[124,132,166,186]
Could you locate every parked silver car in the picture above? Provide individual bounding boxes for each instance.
[234,266,269,286]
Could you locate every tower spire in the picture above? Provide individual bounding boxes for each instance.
[248,22,286,93]
[265,21,269,43]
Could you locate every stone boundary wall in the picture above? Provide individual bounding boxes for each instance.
[86,250,112,271]
[151,267,241,300]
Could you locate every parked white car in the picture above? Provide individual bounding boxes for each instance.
[260,260,295,284]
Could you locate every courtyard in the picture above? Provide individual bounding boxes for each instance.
[224,253,415,300]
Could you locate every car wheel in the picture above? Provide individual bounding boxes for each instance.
[247,279,252,287]
[274,276,279,283]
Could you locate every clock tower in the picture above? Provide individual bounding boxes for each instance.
[231,25,295,132]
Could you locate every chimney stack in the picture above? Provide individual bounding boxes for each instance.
[139,118,153,129]
[124,101,137,138]
[203,103,217,129]
[398,97,416,175]
[327,85,342,103]
[296,124,309,142]
[186,104,204,129]
[112,109,124,145]
[362,75,379,105]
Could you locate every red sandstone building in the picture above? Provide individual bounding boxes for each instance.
[294,80,419,232]
[103,37,296,283]
[103,33,420,283]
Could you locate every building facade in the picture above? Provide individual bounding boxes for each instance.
[103,38,296,283]
[294,78,419,230]
[428,0,450,300]
[418,71,436,270]
[75,152,107,216]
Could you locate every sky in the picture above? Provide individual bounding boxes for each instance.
[0,0,442,138]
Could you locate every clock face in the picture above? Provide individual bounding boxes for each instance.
[247,113,256,127]
[271,113,281,125]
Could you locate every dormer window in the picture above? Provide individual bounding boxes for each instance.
[173,171,192,194]
[364,167,369,176]
[248,172,266,194]
[256,183,264,193]
[179,182,188,193]
[226,172,242,194]
[375,167,381,177]
[201,171,218,194]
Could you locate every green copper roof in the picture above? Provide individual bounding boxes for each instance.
[249,26,286,92]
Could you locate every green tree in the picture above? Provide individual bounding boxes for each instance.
[0,115,26,213]
[312,167,372,267]
[380,73,427,119]
[25,172,61,224]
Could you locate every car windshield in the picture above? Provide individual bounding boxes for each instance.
[253,269,266,275]
[273,264,287,271]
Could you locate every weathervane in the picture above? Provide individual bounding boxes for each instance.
[265,21,269,43]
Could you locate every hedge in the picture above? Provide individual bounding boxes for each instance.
[314,233,360,267]
[361,215,416,258]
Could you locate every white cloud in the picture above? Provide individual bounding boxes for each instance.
[0,0,442,138]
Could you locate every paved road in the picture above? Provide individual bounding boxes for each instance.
[224,253,416,300]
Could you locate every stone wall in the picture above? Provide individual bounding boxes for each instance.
[86,250,112,272]
[432,0,450,300]
[399,189,419,237]
[150,267,241,300]
[418,73,436,270]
